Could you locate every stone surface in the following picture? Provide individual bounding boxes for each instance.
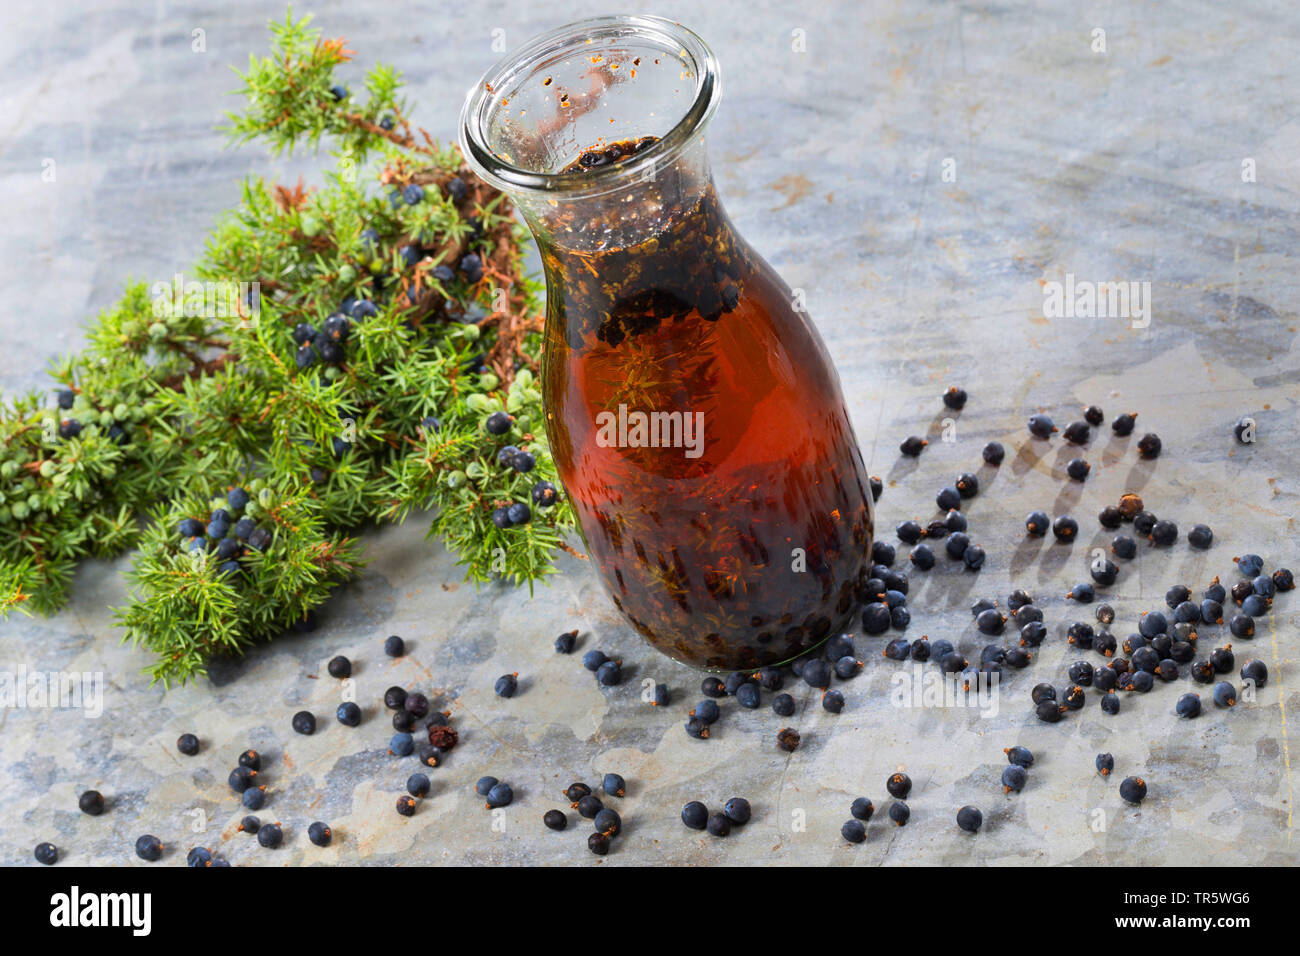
[1,1,1298,865]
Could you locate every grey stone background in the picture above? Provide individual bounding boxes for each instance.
[1,0,1297,865]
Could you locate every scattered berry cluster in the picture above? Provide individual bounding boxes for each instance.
[545,775,627,855]
[681,796,751,839]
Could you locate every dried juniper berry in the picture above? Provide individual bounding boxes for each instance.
[706,812,731,837]
[1241,594,1269,617]
[1063,421,1091,445]
[1014,604,1044,625]
[1241,660,1268,688]
[596,660,623,686]
[1063,685,1086,710]
[34,843,57,865]
[78,790,104,816]
[962,544,986,571]
[1133,511,1158,537]
[945,532,971,560]
[1129,670,1155,693]
[241,787,266,810]
[1036,699,1064,722]
[976,608,1006,635]
[777,728,801,752]
[1112,412,1138,436]
[862,602,891,635]
[1002,765,1028,793]
[563,783,591,805]
[1188,524,1213,550]
[485,783,514,808]
[1005,745,1034,768]
[1149,520,1178,546]
[303,821,331,847]
[886,773,912,799]
[701,676,725,698]
[1007,589,1033,612]
[956,472,979,498]
[554,629,578,654]
[384,635,405,658]
[228,767,256,794]
[1084,404,1105,426]
[395,795,418,817]
[1095,667,1118,692]
[1213,682,1237,708]
[871,540,895,566]
[238,816,260,835]
[822,690,845,713]
[889,801,911,826]
[1091,558,1118,586]
[594,807,623,837]
[685,717,711,739]
[1064,458,1090,482]
[1025,510,1050,536]
[1175,693,1201,719]
[1274,568,1295,591]
[494,673,519,698]
[896,519,923,545]
[956,806,983,833]
[1137,433,1162,458]
[911,638,932,662]
[1155,659,1179,681]
[883,639,911,661]
[1230,614,1257,640]
[983,441,1005,465]
[587,832,611,855]
[1100,693,1120,714]
[389,733,415,757]
[942,386,968,409]
[841,819,867,843]
[1053,515,1078,541]
[1119,776,1147,804]
[1031,683,1057,705]
[1068,660,1095,686]
[1067,583,1095,603]
[135,835,163,861]
[335,702,362,727]
[909,543,936,570]
[543,809,568,831]
[736,682,762,709]
[291,711,316,735]
[850,797,875,821]
[900,436,928,457]
[1106,536,1136,564]
[1028,414,1057,439]
[1200,599,1224,626]
[1096,753,1114,776]
[1099,505,1123,529]
[681,801,709,830]
[936,486,962,511]
[772,693,796,717]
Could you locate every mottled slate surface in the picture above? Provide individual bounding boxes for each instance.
[1,0,1298,866]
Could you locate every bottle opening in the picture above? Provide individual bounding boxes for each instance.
[459,16,720,199]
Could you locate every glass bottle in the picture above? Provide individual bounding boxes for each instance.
[460,16,874,670]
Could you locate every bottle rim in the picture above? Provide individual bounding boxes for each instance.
[458,15,720,199]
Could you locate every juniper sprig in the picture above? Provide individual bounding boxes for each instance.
[1,8,572,684]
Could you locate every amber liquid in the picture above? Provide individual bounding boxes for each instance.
[538,171,873,670]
